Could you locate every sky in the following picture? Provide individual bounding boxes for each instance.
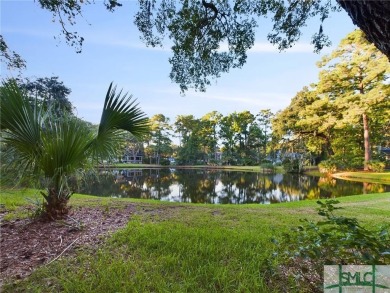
[1,0,357,124]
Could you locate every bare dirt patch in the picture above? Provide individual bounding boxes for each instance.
[0,204,136,286]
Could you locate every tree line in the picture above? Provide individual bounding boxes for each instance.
[137,109,274,166]
[1,29,388,219]
[3,30,389,174]
[127,30,389,171]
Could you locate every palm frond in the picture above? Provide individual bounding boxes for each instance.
[92,82,150,161]
[0,81,43,173]
[39,117,94,191]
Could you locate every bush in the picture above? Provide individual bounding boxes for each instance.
[318,159,338,174]
[282,158,302,173]
[344,156,364,171]
[366,160,386,172]
[269,200,390,292]
[159,158,170,166]
[260,162,275,173]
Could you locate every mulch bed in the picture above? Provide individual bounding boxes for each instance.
[0,204,136,287]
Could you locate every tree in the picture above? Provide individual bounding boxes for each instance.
[174,114,197,147]
[0,35,26,71]
[273,30,390,171]
[219,113,238,165]
[273,86,334,160]
[233,111,255,165]
[257,109,274,160]
[0,81,149,219]
[2,0,390,92]
[200,111,222,163]
[19,76,74,116]
[148,114,172,164]
[316,30,389,170]
[246,122,264,164]
[174,115,203,165]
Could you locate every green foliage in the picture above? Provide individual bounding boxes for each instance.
[3,193,390,292]
[0,81,149,218]
[135,0,341,92]
[366,160,386,172]
[145,114,172,164]
[318,159,338,174]
[0,35,26,70]
[12,0,343,92]
[273,30,390,171]
[18,76,74,116]
[259,162,275,173]
[282,158,302,173]
[318,156,364,173]
[159,158,170,166]
[270,200,390,292]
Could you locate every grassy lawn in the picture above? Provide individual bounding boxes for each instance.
[1,189,389,292]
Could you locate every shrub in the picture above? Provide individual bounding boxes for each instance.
[282,158,302,173]
[269,200,390,292]
[260,162,275,173]
[344,156,364,171]
[159,158,170,166]
[366,160,386,172]
[318,159,338,174]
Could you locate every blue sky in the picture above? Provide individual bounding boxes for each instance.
[1,0,357,124]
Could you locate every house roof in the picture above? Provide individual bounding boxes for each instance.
[380,147,390,154]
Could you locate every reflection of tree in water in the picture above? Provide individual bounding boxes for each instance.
[117,169,144,198]
[139,169,172,200]
[235,173,251,204]
[219,171,238,204]
[362,182,386,194]
[254,174,276,204]
[318,176,388,197]
[78,172,121,197]
[276,174,308,202]
[79,169,390,204]
[175,169,219,203]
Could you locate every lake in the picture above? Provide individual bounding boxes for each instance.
[79,168,390,204]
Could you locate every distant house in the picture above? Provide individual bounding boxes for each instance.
[122,149,143,164]
[379,147,390,160]
[214,152,222,161]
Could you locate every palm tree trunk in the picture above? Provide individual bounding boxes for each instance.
[42,188,70,219]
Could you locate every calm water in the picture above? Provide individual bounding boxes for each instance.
[79,168,390,204]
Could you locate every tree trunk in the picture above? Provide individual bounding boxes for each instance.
[363,113,371,171]
[337,0,390,60]
[42,189,70,219]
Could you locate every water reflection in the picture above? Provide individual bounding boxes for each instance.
[79,169,390,204]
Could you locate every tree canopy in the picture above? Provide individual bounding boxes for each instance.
[273,30,390,171]
[2,0,389,92]
[18,76,74,116]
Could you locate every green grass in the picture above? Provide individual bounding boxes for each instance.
[0,188,46,220]
[1,190,390,292]
[333,171,390,184]
[0,188,42,209]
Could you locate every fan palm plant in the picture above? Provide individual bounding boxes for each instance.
[0,81,150,219]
